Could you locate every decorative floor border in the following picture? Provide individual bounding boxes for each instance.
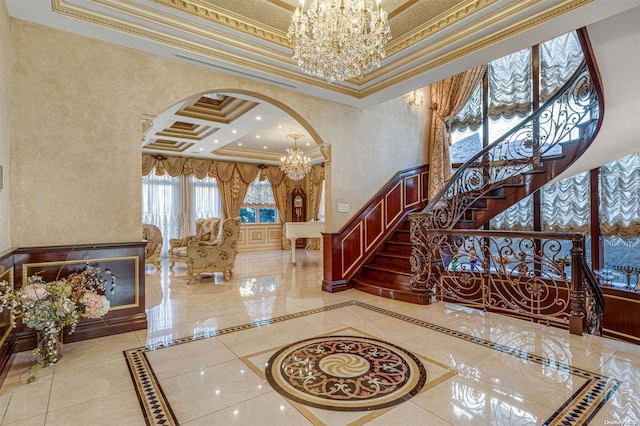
[124,300,621,425]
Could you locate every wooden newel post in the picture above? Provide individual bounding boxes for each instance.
[569,237,585,335]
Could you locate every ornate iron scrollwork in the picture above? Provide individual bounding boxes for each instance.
[410,60,604,335]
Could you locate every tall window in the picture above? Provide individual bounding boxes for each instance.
[188,175,223,234]
[240,176,279,224]
[600,151,640,277]
[142,170,224,256]
[487,47,532,143]
[142,173,182,257]
[449,31,584,164]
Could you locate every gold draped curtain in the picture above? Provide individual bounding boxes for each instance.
[263,165,291,249]
[305,165,325,250]
[428,65,486,201]
[143,154,297,249]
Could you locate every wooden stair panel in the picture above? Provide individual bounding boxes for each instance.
[390,229,411,243]
[370,252,411,272]
[384,241,413,256]
[349,119,595,306]
[352,276,430,304]
[359,265,412,286]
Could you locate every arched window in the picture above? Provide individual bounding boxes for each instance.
[240,176,279,224]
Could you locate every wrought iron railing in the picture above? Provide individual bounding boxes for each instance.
[582,256,605,336]
[421,60,599,232]
[411,59,601,289]
[415,229,602,335]
[410,52,605,335]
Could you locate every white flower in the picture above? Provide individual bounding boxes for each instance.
[21,283,49,302]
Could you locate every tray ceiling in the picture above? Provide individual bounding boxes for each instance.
[6,0,638,163]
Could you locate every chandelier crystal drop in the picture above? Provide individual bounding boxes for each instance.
[280,134,312,181]
[287,0,391,82]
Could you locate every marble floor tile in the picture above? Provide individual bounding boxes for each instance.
[0,250,637,425]
[44,388,145,426]
[181,391,313,425]
[158,359,270,423]
[145,336,238,379]
[411,374,556,425]
[47,358,132,412]
[366,400,453,425]
[216,323,298,357]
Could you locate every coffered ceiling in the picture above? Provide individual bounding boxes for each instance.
[6,0,637,164]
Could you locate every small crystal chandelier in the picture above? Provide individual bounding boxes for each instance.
[287,0,391,82]
[280,134,312,181]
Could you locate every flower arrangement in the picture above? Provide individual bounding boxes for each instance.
[0,264,116,382]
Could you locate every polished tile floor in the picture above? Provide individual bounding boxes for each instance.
[0,250,639,425]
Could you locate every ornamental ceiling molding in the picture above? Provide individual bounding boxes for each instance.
[51,0,356,96]
[358,0,596,97]
[52,0,594,100]
[356,0,541,86]
[212,145,322,164]
[385,0,499,56]
[151,0,290,47]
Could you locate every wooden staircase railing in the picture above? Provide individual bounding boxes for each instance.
[409,49,605,334]
[322,165,429,293]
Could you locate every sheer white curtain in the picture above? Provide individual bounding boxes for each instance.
[542,171,590,232]
[188,175,223,234]
[540,31,584,102]
[490,195,533,231]
[243,176,276,205]
[142,172,183,257]
[600,151,640,239]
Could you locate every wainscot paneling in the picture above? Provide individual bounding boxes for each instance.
[10,242,147,350]
[238,224,283,252]
[601,287,640,345]
[0,250,15,385]
[323,165,429,292]
[0,242,147,383]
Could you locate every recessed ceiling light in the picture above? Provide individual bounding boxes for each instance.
[277,125,282,129]
[256,135,260,138]
[232,129,237,134]
[256,116,262,120]
[214,139,219,143]
[238,142,243,146]
[199,147,204,151]
[306,142,310,146]
[263,146,268,149]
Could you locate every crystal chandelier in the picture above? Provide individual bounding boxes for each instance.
[287,0,391,82]
[280,134,312,181]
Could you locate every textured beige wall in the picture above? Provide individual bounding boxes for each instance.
[0,1,10,250]
[10,19,427,246]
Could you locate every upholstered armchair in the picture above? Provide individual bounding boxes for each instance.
[169,217,221,270]
[184,217,241,284]
[142,223,163,269]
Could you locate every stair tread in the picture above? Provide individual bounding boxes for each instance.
[352,277,416,292]
[386,241,412,246]
[376,252,410,259]
[498,183,526,187]
[364,264,412,276]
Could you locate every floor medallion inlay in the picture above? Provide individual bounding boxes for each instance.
[265,335,427,411]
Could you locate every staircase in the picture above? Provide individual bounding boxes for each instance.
[351,57,603,307]
[352,218,430,304]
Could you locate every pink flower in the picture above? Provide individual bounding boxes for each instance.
[21,283,49,302]
[79,293,110,318]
